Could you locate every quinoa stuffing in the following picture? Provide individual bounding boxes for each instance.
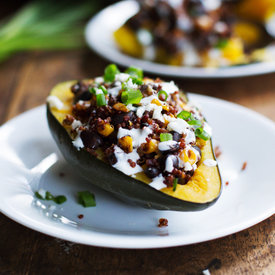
[52,64,215,190]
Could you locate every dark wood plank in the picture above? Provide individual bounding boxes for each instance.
[0,49,274,275]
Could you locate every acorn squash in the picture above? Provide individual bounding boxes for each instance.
[46,75,222,211]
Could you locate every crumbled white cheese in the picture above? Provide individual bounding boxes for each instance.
[208,48,222,60]
[167,118,189,134]
[165,155,176,172]
[202,269,211,275]
[185,129,196,144]
[144,45,156,60]
[184,162,193,171]
[203,159,217,167]
[71,120,82,130]
[108,86,121,97]
[94,76,104,84]
[161,81,179,94]
[125,78,138,89]
[112,146,143,175]
[182,41,201,66]
[47,95,64,110]
[177,15,193,31]
[115,73,130,83]
[127,104,137,111]
[136,103,164,122]
[137,29,153,46]
[203,0,221,11]
[214,21,227,33]
[117,127,152,148]
[158,140,178,151]
[72,134,84,150]
[149,174,167,190]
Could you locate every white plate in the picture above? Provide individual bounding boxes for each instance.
[85,0,275,78]
[0,95,275,248]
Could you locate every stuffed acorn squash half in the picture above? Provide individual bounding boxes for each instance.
[47,65,222,211]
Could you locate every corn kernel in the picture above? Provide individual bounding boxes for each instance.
[97,123,114,137]
[113,103,129,112]
[118,136,133,153]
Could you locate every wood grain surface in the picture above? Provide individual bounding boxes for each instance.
[0,50,274,274]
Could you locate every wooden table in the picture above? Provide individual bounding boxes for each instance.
[0,50,274,274]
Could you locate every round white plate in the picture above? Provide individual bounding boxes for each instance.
[0,95,275,248]
[85,0,275,78]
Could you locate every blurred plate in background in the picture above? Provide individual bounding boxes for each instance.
[85,0,275,78]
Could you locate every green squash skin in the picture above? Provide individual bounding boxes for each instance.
[47,105,222,211]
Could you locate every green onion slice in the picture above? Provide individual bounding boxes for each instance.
[121,88,142,105]
[35,190,67,205]
[125,66,143,79]
[99,85,108,95]
[160,133,173,142]
[158,90,168,101]
[173,178,178,192]
[177,110,191,120]
[45,191,54,200]
[104,64,120,82]
[54,196,67,204]
[96,93,106,106]
[216,39,228,49]
[188,119,202,127]
[78,191,96,207]
[89,87,97,95]
[195,127,210,141]
[130,77,143,85]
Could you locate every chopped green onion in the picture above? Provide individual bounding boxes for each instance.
[195,128,210,141]
[121,88,142,105]
[54,196,67,204]
[130,77,143,85]
[160,133,173,142]
[173,178,178,192]
[158,90,168,101]
[35,190,67,205]
[177,110,191,120]
[35,192,43,200]
[45,191,54,200]
[216,39,228,49]
[99,85,108,95]
[125,66,143,79]
[78,191,96,207]
[104,64,120,82]
[89,87,96,95]
[96,93,106,106]
[188,119,202,127]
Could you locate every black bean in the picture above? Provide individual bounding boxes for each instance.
[112,111,135,126]
[172,131,181,141]
[80,131,102,150]
[76,91,92,101]
[145,167,160,178]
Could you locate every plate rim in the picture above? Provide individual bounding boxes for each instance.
[0,96,275,249]
[85,0,275,79]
